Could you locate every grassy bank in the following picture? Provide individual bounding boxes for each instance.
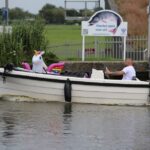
[44,24,97,45]
[44,25,114,61]
[45,25,82,45]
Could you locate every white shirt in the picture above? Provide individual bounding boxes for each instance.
[122,66,136,80]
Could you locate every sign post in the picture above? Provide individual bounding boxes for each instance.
[3,0,9,25]
[147,0,150,102]
[82,35,85,61]
[148,1,150,59]
[81,10,128,61]
[123,36,126,60]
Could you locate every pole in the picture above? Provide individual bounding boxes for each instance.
[123,36,126,61]
[99,0,101,8]
[64,0,67,20]
[5,0,9,25]
[148,0,150,60]
[94,36,97,58]
[85,1,87,20]
[82,36,85,61]
[147,0,150,103]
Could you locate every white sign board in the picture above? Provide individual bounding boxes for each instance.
[81,10,128,61]
[82,10,128,37]
[82,22,127,37]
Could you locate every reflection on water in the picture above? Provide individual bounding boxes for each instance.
[0,101,150,150]
[2,114,15,138]
[63,103,72,135]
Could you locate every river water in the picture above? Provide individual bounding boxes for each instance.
[0,101,150,150]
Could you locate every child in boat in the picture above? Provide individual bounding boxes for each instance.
[32,50,47,73]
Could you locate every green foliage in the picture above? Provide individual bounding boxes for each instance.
[0,8,2,24]
[9,7,27,20]
[66,9,80,17]
[12,20,48,57]
[0,30,24,66]
[79,9,94,17]
[39,4,65,24]
[44,51,59,65]
[9,7,35,23]
[39,4,101,25]
[0,20,57,66]
[94,7,103,12]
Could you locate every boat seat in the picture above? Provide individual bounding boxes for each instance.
[91,69,104,79]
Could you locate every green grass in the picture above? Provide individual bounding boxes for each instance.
[45,25,82,45]
[44,24,95,45]
[44,25,115,61]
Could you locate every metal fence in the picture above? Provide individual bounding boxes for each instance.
[47,36,148,61]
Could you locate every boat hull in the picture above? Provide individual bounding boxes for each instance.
[0,68,149,106]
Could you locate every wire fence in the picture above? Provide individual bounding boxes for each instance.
[47,35,148,61]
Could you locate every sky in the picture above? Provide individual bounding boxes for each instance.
[0,0,105,14]
[0,0,63,14]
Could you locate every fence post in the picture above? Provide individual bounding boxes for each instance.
[82,35,85,61]
[123,36,126,60]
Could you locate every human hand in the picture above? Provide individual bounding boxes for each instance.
[105,67,111,75]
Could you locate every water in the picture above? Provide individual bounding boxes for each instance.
[0,101,150,150]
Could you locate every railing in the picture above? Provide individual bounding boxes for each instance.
[47,36,148,61]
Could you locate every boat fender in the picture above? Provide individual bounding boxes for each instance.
[2,63,14,83]
[64,78,72,102]
[4,63,14,72]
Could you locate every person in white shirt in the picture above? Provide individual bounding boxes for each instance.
[105,58,136,80]
[32,50,47,73]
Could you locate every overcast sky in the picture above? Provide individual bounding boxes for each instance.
[0,0,64,14]
[0,0,105,14]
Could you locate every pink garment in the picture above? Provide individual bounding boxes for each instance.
[22,62,31,70]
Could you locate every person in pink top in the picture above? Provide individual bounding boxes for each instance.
[105,58,136,80]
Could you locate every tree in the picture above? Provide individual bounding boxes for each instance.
[0,8,2,23]
[9,7,34,20]
[94,7,103,12]
[66,9,79,17]
[52,8,64,24]
[39,4,65,24]
[79,9,93,18]
[9,7,25,20]
[39,4,55,23]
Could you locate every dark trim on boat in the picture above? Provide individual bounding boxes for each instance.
[0,72,149,88]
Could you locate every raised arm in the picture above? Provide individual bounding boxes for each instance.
[105,67,124,76]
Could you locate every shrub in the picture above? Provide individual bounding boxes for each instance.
[44,51,59,65]
[0,20,58,66]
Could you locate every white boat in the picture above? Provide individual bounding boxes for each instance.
[0,66,149,106]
